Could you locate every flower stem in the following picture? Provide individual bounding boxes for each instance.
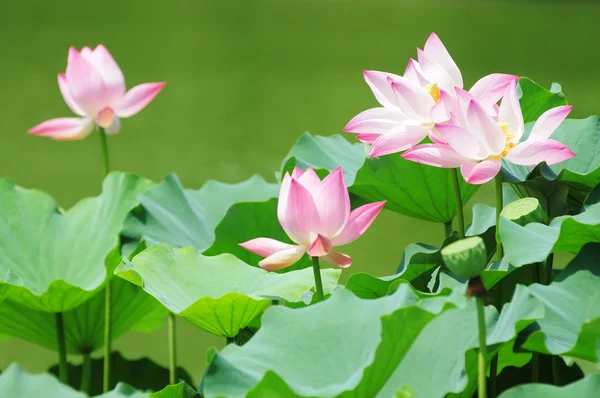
[444,221,453,239]
[80,352,92,393]
[55,312,68,384]
[450,169,465,239]
[226,337,235,345]
[545,253,554,285]
[99,127,112,393]
[311,256,325,302]
[494,174,503,261]
[552,355,562,386]
[476,296,487,398]
[531,352,540,382]
[168,312,177,384]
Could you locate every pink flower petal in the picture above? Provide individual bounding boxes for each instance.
[529,105,573,141]
[66,47,108,115]
[498,80,524,140]
[81,45,126,105]
[467,100,506,155]
[115,82,166,118]
[469,73,518,111]
[292,167,304,179]
[315,167,350,236]
[401,143,467,168]
[307,234,333,257]
[96,106,115,128]
[356,133,381,144]
[417,48,457,94]
[403,59,430,86]
[105,116,121,135]
[29,117,94,141]
[506,139,575,167]
[259,245,307,271]
[423,33,463,88]
[325,250,352,268]
[429,90,452,123]
[344,107,408,134]
[368,125,428,157]
[435,124,489,160]
[239,237,297,257]
[57,73,85,116]
[363,70,404,108]
[297,168,322,194]
[277,176,320,245]
[460,160,501,184]
[333,201,386,246]
[390,77,436,121]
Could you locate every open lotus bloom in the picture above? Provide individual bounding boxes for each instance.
[239,167,386,271]
[344,32,517,157]
[29,45,165,140]
[402,80,575,184]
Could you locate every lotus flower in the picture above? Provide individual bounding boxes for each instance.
[29,45,165,140]
[344,32,517,157]
[402,80,575,184]
[239,167,386,271]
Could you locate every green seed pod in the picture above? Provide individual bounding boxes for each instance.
[500,197,548,226]
[441,236,487,279]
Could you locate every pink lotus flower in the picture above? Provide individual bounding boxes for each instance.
[344,33,517,157]
[239,167,386,271]
[402,80,575,184]
[29,45,165,141]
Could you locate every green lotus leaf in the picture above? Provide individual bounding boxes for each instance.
[520,244,600,362]
[123,173,278,251]
[151,382,199,398]
[517,77,567,124]
[115,244,341,337]
[498,375,600,398]
[204,283,455,398]
[0,363,149,398]
[203,281,542,397]
[0,172,153,313]
[500,184,600,267]
[281,132,479,223]
[48,352,193,395]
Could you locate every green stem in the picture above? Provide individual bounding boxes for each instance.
[103,280,112,392]
[80,352,91,393]
[226,337,235,345]
[489,354,498,398]
[494,174,504,261]
[531,352,540,382]
[311,256,325,302]
[168,312,177,384]
[99,127,112,393]
[476,297,487,398]
[545,253,554,285]
[444,221,453,238]
[552,355,561,386]
[55,312,68,384]
[450,169,465,239]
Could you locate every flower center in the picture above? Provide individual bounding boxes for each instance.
[489,122,517,160]
[422,83,441,104]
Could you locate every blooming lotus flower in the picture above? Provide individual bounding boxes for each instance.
[239,167,386,271]
[402,80,575,184]
[344,32,517,157]
[29,45,165,140]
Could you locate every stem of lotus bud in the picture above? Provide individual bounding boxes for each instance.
[475,293,488,398]
[80,352,92,393]
[168,312,177,384]
[311,256,325,302]
[494,174,504,261]
[450,169,465,239]
[55,312,68,384]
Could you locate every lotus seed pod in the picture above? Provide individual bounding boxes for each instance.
[500,197,548,227]
[441,236,487,279]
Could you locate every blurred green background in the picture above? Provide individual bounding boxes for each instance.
[1,0,599,387]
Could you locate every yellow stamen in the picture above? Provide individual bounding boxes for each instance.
[489,122,517,160]
[423,83,441,104]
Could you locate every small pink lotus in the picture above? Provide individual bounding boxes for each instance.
[240,167,386,271]
[344,33,517,157]
[402,80,575,184]
[29,45,165,140]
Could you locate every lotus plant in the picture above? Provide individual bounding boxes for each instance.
[240,167,385,300]
[29,45,165,140]
[402,80,575,184]
[344,33,517,158]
